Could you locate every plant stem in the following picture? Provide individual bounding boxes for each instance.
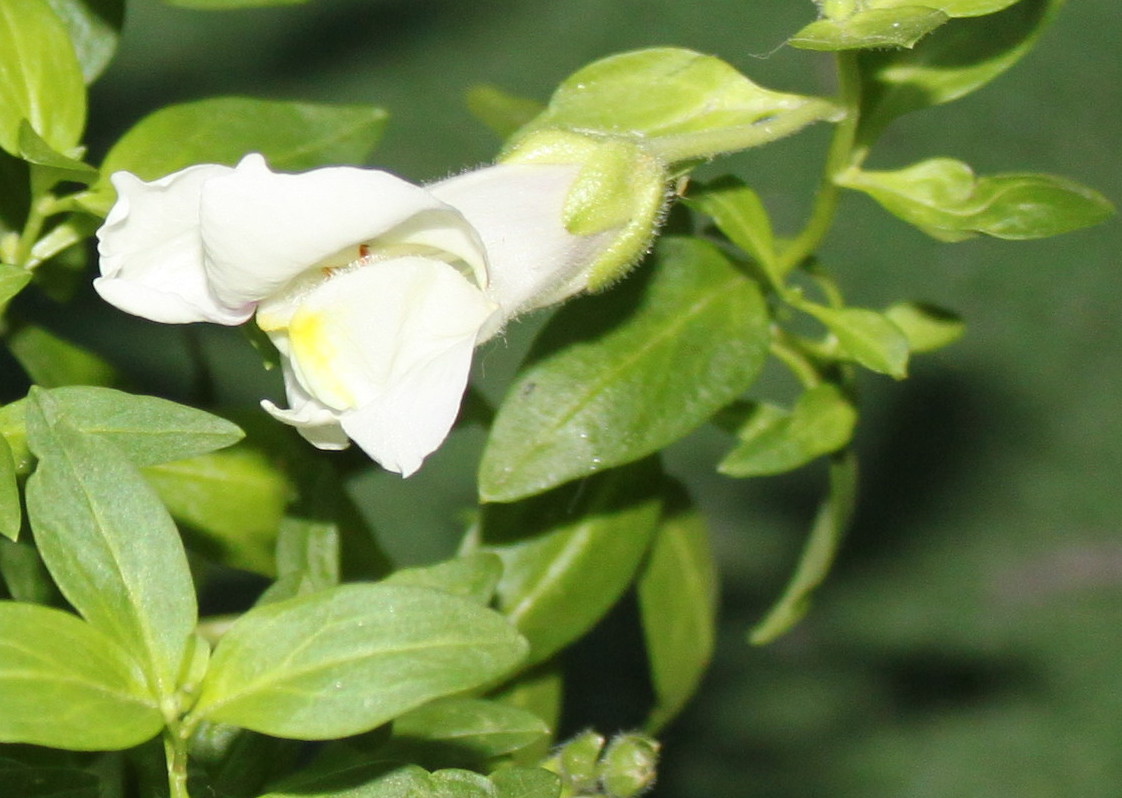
[12,192,58,269]
[776,52,866,277]
[164,729,192,798]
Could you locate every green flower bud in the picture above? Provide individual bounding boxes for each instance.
[598,733,660,798]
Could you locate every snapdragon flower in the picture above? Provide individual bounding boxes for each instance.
[95,147,664,475]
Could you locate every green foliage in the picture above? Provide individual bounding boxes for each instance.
[45,0,125,84]
[0,437,17,541]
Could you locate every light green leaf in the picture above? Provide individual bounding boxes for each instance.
[431,769,495,798]
[489,665,562,764]
[857,0,1062,142]
[476,460,663,667]
[0,401,30,476]
[89,97,388,213]
[383,553,504,606]
[259,762,433,798]
[791,7,949,51]
[6,324,118,388]
[799,303,910,378]
[480,237,769,503]
[0,760,100,797]
[685,176,777,280]
[0,263,30,312]
[24,389,197,698]
[18,121,98,189]
[0,436,18,541]
[491,768,561,798]
[0,601,163,749]
[838,158,1115,240]
[45,0,124,83]
[192,583,528,739]
[718,383,858,477]
[513,48,840,162]
[750,450,858,644]
[466,85,544,140]
[885,301,965,352]
[144,447,293,576]
[637,488,718,733]
[387,697,550,765]
[0,0,86,156]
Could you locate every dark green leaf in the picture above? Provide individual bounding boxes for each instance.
[489,665,562,764]
[0,0,86,156]
[750,450,858,644]
[513,48,840,162]
[0,263,30,312]
[0,538,55,604]
[476,460,663,666]
[6,324,118,388]
[718,383,858,477]
[144,447,293,576]
[466,85,544,140]
[24,389,197,698]
[637,488,718,732]
[857,0,1062,142]
[790,7,949,51]
[491,768,561,798]
[45,0,124,83]
[165,0,308,8]
[839,159,1115,240]
[0,602,163,749]
[0,436,18,541]
[0,760,100,797]
[259,762,432,798]
[885,301,965,352]
[799,303,910,378]
[386,698,549,766]
[192,583,528,739]
[383,553,504,606]
[480,237,769,502]
[685,176,777,280]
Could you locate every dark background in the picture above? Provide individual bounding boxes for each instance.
[82,2,1122,795]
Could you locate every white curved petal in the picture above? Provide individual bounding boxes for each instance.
[95,164,251,324]
[199,154,487,309]
[279,257,497,475]
[429,163,615,331]
[260,360,350,450]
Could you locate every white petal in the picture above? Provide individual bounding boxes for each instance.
[260,361,350,450]
[199,154,487,309]
[428,163,615,331]
[94,164,252,324]
[278,257,497,475]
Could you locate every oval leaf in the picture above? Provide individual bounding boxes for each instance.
[0,602,162,749]
[192,583,528,740]
[382,553,504,606]
[386,697,550,765]
[685,176,777,280]
[800,303,910,378]
[476,460,663,666]
[24,389,197,698]
[790,6,949,51]
[885,301,965,352]
[480,237,769,503]
[514,48,840,162]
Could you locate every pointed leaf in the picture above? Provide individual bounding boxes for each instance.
[0,436,18,541]
[466,85,544,140]
[790,6,949,51]
[718,383,858,477]
[637,489,718,732]
[514,48,840,162]
[477,460,663,666]
[799,303,910,378]
[259,763,433,798]
[24,389,197,697]
[0,0,86,156]
[685,176,777,279]
[193,583,528,739]
[386,697,550,765]
[383,553,504,606]
[45,0,125,83]
[18,121,98,187]
[884,301,965,352]
[480,237,769,503]
[839,159,1114,240]
[0,263,30,312]
[750,450,858,644]
[0,602,162,749]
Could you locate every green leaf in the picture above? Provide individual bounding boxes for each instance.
[637,488,718,733]
[431,769,495,798]
[0,0,86,156]
[24,389,197,697]
[88,97,388,213]
[45,0,124,84]
[491,767,561,798]
[0,538,55,604]
[750,450,858,644]
[790,7,949,51]
[18,121,98,189]
[476,460,663,667]
[838,159,1115,240]
[383,553,504,606]
[884,301,965,352]
[260,762,433,798]
[489,665,563,763]
[0,601,163,749]
[685,176,777,280]
[718,383,858,478]
[798,302,910,378]
[480,237,769,503]
[165,0,308,8]
[192,583,528,740]
[386,697,550,766]
[856,0,1063,142]
[6,324,118,388]
[514,48,840,162]
[466,85,544,140]
[0,436,18,541]
[0,401,30,476]
[0,760,100,798]
[144,447,293,576]
[0,263,30,312]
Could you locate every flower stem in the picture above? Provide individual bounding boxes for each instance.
[164,729,192,798]
[776,52,865,277]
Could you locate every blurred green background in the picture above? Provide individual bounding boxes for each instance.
[76,1,1121,795]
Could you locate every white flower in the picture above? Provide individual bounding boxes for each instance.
[95,153,626,476]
